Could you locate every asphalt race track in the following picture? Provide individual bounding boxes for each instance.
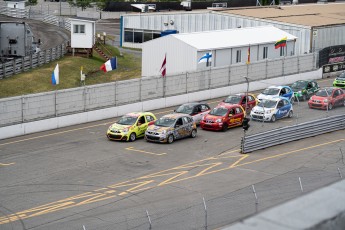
[0,77,344,230]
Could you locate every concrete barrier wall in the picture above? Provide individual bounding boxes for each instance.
[222,179,345,230]
[0,68,322,140]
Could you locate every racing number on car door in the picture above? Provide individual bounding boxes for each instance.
[229,107,243,126]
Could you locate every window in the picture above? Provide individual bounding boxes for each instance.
[175,118,183,127]
[280,47,285,56]
[263,47,268,59]
[236,50,241,63]
[144,32,153,42]
[182,116,189,124]
[73,24,85,34]
[201,104,210,111]
[124,30,133,42]
[248,95,254,101]
[146,115,155,122]
[134,31,143,43]
[235,107,241,114]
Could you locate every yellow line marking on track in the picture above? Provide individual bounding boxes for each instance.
[0,162,15,166]
[0,138,344,225]
[125,147,167,156]
[219,149,241,156]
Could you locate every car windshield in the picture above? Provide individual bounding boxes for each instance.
[175,104,194,114]
[209,107,228,116]
[262,88,280,95]
[154,117,176,127]
[291,81,307,90]
[117,115,138,125]
[224,95,241,104]
[315,89,333,97]
[257,100,277,108]
[337,73,345,80]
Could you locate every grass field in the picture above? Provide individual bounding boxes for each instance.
[0,44,141,99]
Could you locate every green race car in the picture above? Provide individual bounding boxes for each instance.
[333,72,345,89]
[107,112,156,142]
[291,80,320,101]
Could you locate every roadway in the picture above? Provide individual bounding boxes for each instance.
[0,77,344,230]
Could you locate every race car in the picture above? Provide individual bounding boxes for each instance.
[308,87,345,110]
[218,93,258,113]
[145,113,197,144]
[200,104,245,131]
[250,97,293,122]
[174,102,211,125]
[106,112,156,142]
[291,80,320,101]
[257,86,294,103]
[333,72,345,89]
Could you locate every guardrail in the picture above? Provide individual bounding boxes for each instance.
[241,114,345,154]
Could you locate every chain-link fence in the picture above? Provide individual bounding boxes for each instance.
[78,165,344,230]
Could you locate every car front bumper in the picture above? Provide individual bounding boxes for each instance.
[106,131,129,141]
[250,113,272,121]
[200,121,223,131]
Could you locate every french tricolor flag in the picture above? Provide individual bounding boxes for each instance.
[51,63,59,85]
[100,57,117,72]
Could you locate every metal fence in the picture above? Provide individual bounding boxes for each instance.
[78,165,344,230]
[241,114,345,154]
[0,43,68,80]
[0,53,316,127]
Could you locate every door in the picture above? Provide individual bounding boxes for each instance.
[136,116,147,137]
[282,87,293,100]
[276,100,288,118]
[229,107,243,127]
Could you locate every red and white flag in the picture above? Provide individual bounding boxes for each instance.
[160,54,166,77]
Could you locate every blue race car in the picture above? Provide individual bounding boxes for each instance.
[257,86,294,103]
[250,97,293,122]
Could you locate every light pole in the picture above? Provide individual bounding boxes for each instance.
[244,76,249,116]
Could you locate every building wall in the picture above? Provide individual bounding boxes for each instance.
[0,22,33,57]
[70,21,95,48]
[313,25,345,53]
[122,11,311,54]
[7,2,25,9]
[142,36,197,77]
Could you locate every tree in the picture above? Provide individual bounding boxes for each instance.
[67,0,93,11]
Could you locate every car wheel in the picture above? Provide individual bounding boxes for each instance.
[167,134,174,144]
[302,94,307,101]
[222,123,228,132]
[271,115,276,122]
[288,110,293,118]
[328,103,333,110]
[190,129,197,138]
[129,133,136,142]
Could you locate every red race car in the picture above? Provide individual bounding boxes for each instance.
[200,104,245,131]
[218,93,258,113]
[308,87,345,110]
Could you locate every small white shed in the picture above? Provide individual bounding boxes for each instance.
[70,17,97,49]
[6,0,25,9]
[142,26,297,77]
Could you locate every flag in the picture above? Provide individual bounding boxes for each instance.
[160,54,166,77]
[275,36,287,49]
[100,57,117,72]
[198,52,212,64]
[246,46,250,64]
[51,63,59,85]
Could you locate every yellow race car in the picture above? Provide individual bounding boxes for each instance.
[107,112,156,142]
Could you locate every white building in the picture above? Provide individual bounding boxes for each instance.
[6,0,25,10]
[70,18,96,50]
[142,26,296,77]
